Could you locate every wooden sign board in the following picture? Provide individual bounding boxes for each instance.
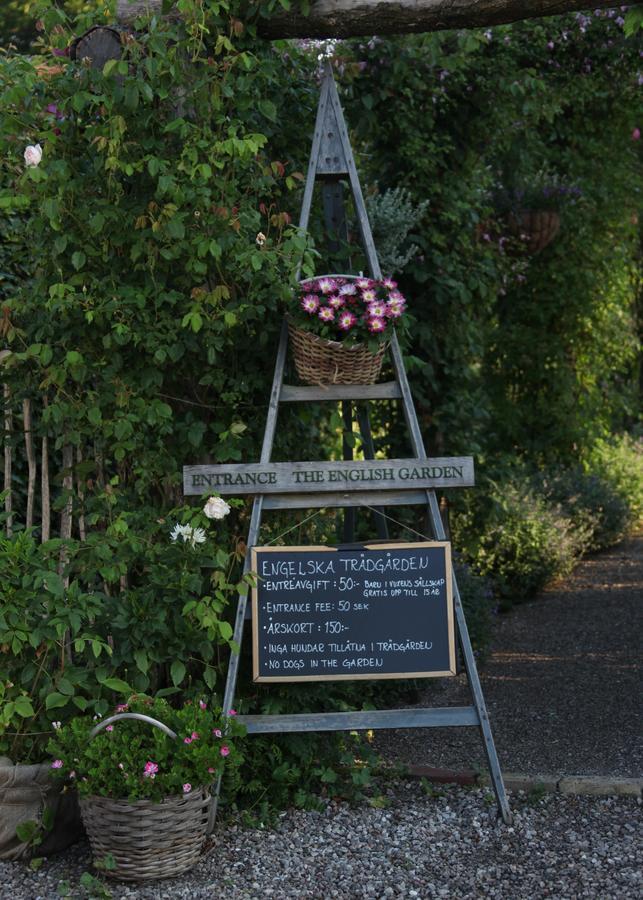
[251,543,456,683]
[184,457,474,496]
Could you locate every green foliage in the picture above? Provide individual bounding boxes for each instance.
[365,186,429,275]
[533,466,632,552]
[47,694,245,800]
[452,471,585,608]
[0,527,112,761]
[342,13,640,461]
[585,434,643,530]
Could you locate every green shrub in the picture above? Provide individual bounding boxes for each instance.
[452,474,583,608]
[533,466,631,551]
[585,434,643,532]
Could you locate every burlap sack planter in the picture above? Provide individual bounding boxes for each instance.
[79,787,211,881]
[0,760,83,860]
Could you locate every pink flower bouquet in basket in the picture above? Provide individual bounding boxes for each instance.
[288,275,408,385]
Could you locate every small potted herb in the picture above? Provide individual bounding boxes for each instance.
[288,274,408,385]
[48,695,245,881]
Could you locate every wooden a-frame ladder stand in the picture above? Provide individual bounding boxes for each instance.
[213,63,512,827]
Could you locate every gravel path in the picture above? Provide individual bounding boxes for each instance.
[375,532,643,777]
[2,535,641,898]
[2,783,640,899]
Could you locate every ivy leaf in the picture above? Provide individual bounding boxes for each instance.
[100,677,132,695]
[170,660,186,686]
[71,251,86,271]
[45,692,69,710]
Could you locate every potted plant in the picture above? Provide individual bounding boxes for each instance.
[288,274,408,385]
[47,695,245,881]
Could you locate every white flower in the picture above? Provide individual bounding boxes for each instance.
[191,527,207,546]
[203,496,231,520]
[170,522,206,547]
[255,232,266,246]
[24,144,43,167]
[170,523,191,542]
[52,721,62,730]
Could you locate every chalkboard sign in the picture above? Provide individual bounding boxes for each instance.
[251,542,455,682]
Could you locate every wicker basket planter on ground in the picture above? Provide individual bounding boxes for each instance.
[80,787,210,881]
[288,321,388,385]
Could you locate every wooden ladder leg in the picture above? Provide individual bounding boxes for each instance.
[356,403,388,540]
[389,331,512,825]
[209,322,289,831]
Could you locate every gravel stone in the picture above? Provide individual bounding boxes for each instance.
[1,786,641,899]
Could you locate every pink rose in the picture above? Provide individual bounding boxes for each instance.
[220,745,230,757]
[212,728,222,738]
[24,144,42,168]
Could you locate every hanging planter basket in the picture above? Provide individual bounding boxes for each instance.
[79,713,211,882]
[288,321,388,386]
[508,209,561,254]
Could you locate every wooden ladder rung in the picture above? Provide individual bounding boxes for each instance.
[237,707,480,734]
[280,381,402,402]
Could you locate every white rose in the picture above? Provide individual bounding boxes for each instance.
[203,496,231,520]
[24,144,43,167]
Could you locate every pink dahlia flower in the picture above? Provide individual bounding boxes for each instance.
[368,301,387,318]
[301,294,319,314]
[318,277,337,294]
[338,311,357,330]
[368,316,387,334]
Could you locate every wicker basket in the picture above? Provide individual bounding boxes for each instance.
[288,321,387,385]
[508,209,560,254]
[79,712,210,881]
[80,788,210,881]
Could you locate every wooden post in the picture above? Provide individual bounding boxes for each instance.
[22,398,37,530]
[3,384,12,536]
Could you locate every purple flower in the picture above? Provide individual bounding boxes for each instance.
[106,725,114,732]
[382,278,397,290]
[339,283,357,296]
[199,700,207,710]
[318,306,335,322]
[368,301,387,318]
[212,728,222,737]
[386,299,406,318]
[338,311,356,331]
[143,761,159,777]
[183,783,192,793]
[51,759,63,769]
[632,127,641,141]
[301,294,319,314]
[361,289,376,304]
[318,277,337,294]
[328,294,345,309]
[220,745,230,757]
[367,316,387,334]
[184,736,192,744]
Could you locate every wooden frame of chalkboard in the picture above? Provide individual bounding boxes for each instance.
[251,542,455,682]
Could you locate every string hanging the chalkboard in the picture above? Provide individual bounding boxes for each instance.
[355,500,435,543]
[261,507,327,547]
